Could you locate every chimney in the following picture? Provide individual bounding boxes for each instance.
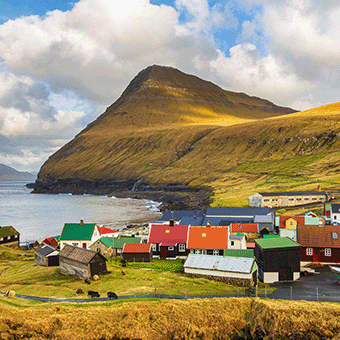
[207,221,211,228]
[80,220,84,225]
[169,219,175,227]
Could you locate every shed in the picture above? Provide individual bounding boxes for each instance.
[184,254,257,286]
[59,244,107,279]
[122,243,153,262]
[35,244,59,267]
[255,237,300,283]
[0,226,20,248]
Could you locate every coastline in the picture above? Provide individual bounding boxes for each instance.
[30,178,211,211]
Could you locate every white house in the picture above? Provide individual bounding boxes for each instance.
[331,204,340,225]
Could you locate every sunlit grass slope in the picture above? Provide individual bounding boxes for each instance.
[36,66,340,206]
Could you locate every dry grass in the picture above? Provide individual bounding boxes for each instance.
[1,297,340,339]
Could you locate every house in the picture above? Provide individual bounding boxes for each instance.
[152,210,205,226]
[0,226,20,248]
[187,225,229,256]
[297,225,340,265]
[254,214,275,233]
[59,244,107,279]
[122,243,153,262]
[42,236,60,248]
[202,207,273,226]
[229,234,247,250]
[89,237,115,257]
[148,223,189,259]
[276,216,305,241]
[34,244,59,267]
[249,191,327,208]
[330,204,340,225]
[184,254,258,286]
[230,223,258,239]
[59,221,101,250]
[255,237,301,283]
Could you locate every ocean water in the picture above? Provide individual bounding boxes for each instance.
[0,181,161,243]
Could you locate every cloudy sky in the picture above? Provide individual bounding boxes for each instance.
[0,0,339,173]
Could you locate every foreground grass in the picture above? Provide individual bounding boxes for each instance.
[1,297,340,339]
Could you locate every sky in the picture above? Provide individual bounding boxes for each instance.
[0,0,339,173]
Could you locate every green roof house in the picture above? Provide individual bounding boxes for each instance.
[0,226,20,248]
[60,220,100,250]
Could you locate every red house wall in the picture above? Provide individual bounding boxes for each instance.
[301,247,340,264]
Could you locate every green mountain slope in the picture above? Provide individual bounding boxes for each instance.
[33,66,340,207]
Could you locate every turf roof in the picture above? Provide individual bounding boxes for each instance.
[255,237,299,249]
[0,226,19,237]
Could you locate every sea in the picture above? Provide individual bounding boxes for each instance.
[0,181,162,244]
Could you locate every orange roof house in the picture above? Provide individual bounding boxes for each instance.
[187,225,229,250]
[230,223,258,233]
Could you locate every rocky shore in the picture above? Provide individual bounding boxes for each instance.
[29,178,211,211]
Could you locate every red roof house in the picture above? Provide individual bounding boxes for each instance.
[42,236,59,248]
[122,243,153,262]
[187,225,229,256]
[148,224,189,259]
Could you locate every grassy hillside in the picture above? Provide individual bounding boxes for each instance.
[2,297,340,339]
[34,66,340,206]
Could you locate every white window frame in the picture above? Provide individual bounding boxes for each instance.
[151,244,157,251]
[213,249,219,255]
[168,246,174,251]
[202,249,207,255]
[195,249,201,254]
[325,248,332,256]
[306,248,313,256]
[178,244,185,252]
[190,249,194,254]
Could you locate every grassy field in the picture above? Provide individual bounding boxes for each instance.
[0,246,253,300]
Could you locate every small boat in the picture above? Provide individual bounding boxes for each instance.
[330,266,340,278]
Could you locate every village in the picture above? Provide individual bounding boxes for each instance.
[1,189,340,299]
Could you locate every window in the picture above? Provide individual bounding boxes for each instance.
[290,221,294,226]
[312,198,318,201]
[335,216,338,220]
[179,244,185,252]
[0,237,3,241]
[304,198,310,200]
[190,249,194,254]
[151,244,157,251]
[168,246,174,251]
[72,242,78,247]
[202,249,207,255]
[325,248,332,256]
[297,198,302,201]
[289,198,294,201]
[230,241,235,246]
[306,248,313,256]
[202,233,206,237]
[332,233,338,239]
[213,250,219,255]
[264,199,270,202]
[195,249,201,254]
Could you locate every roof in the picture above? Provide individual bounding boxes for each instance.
[60,223,96,241]
[297,225,340,248]
[35,244,59,256]
[254,215,274,223]
[331,204,340,214]
[277,216,305,229]
[59,244,106,264]
[123,243,152,253]
[247,242,256,249]
[179,216,205,226]
[148,224,189,246]
[184,254,255,274]
[223,249,254,258]
[255,237,300,249]
[231,223,258,233]
[43,236,59,247]
[113,236,141,249]
[205,207,272,217]
[156,210,205,222]
[258,191,326,197]
[97,237,114,248]
[202,217,253,226]
[230,234,245,241]
[0,226,19,237]
[187,226,229,249]
[98,226,119,235]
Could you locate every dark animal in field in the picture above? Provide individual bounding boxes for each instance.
[122,270,126,275]
[88,290,100,298]
[84,278,91,284]
[76,288,85,295]
[107,292,118,299]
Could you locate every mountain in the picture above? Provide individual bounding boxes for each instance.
[32,65,340,208]
[0,164,36,181]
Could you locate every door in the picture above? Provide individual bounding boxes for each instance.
[279,266,293,281]
[313,248,320,262]
[82,242,87,249]
[160,246,167,259]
